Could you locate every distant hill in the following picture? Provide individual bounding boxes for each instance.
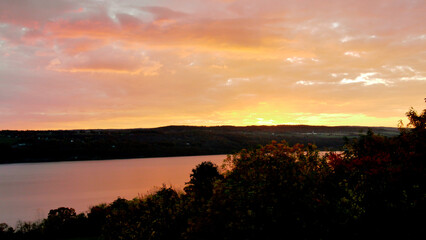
[0,125,399,164]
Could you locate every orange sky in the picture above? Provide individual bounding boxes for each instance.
[0,0,425,130]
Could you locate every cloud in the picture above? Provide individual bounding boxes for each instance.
[286,57,305,64]
[286,57,319,64]
[382,65,426,82]
[344,51,362,57]
[339,72,391,86]
[47,46,162,75]
[385,65,415,73]
[400,76,426,81]
[0,0,80,27]
[295,80,332,86]
[295,81,315,86]
[296,72,393,87]
[141,6,188,20]
[58,38,107,55]
[225,77,250,86]
[331,73,349,78]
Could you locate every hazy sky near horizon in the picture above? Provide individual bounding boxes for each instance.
[0,0,425,130]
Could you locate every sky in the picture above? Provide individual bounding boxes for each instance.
[0,0,425,130]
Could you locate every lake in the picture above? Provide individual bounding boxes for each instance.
[0,155,227,226]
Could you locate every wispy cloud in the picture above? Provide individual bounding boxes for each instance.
[344,51,362,57]
[225,77,250,86]
[46,46,162,75]
[339,73,391,86]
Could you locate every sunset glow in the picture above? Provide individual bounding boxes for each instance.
[1,0,425,130]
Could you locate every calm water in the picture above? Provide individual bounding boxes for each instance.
[0,155,227,226]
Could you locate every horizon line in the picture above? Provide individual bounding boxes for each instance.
[0,123,400,132]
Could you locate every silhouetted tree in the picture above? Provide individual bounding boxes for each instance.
[43,207,91,239]
[201,141,333,239]
[327,105,426,239]
[87,204,108,236]
[183,161,223,239]
[184,161,223,202]
[102,187,185,240]
[14,220,43,240]
[0,223,14,240]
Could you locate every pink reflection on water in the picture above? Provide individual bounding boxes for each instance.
[0,155,226,226]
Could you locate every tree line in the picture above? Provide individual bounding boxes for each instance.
[0,125,398,164]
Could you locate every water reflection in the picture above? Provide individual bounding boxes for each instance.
[0,155,226,226]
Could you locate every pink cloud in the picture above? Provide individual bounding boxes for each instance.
[53,38,107,56]
[0,0,81,27]
[47,46,162,75]
[45,13,117,39]
[141,6,188,20]
[3,0,421,56]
